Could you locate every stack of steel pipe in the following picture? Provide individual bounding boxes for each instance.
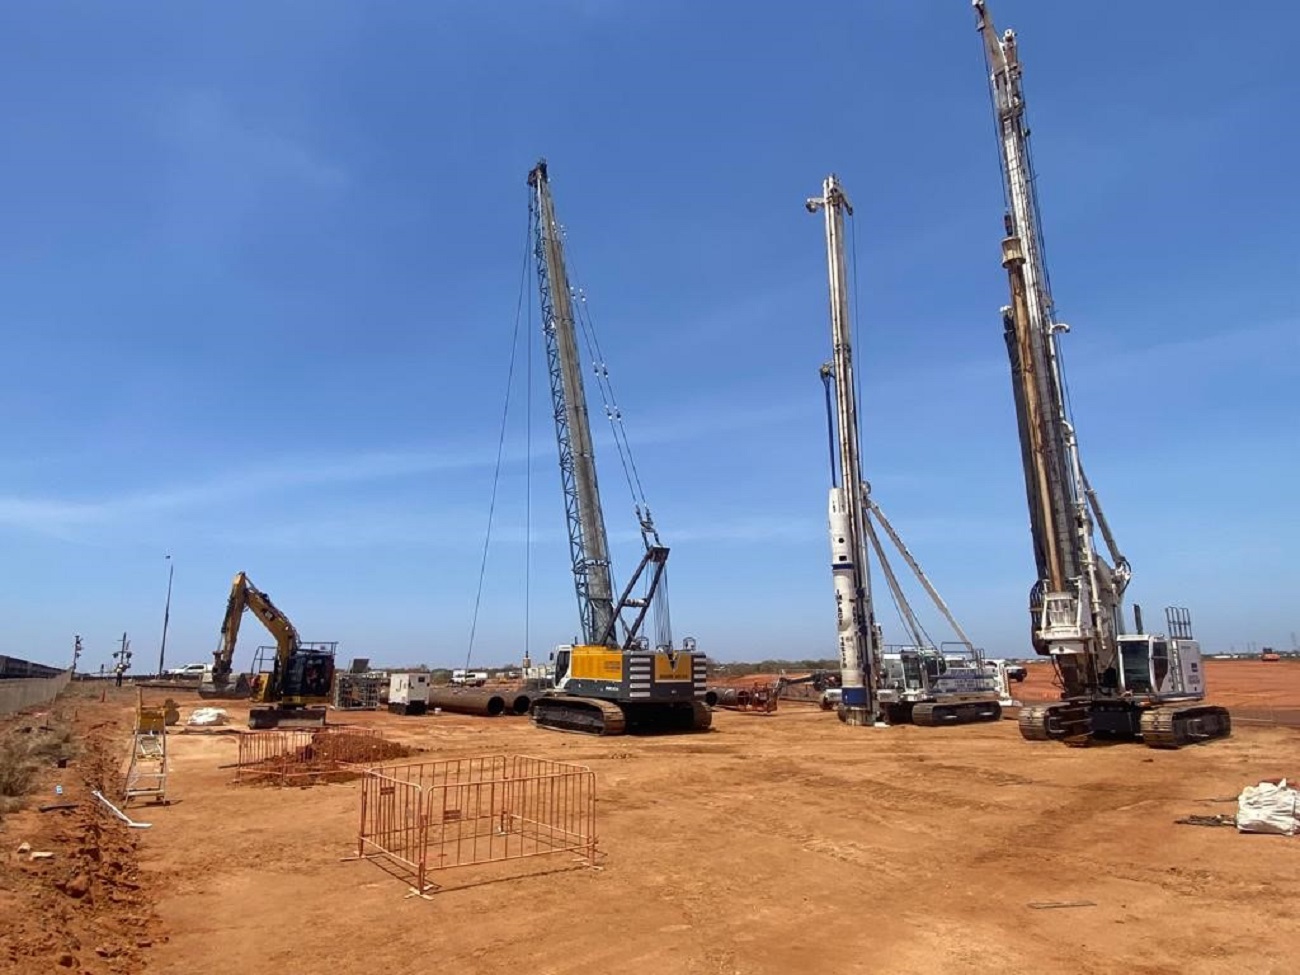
[426,686,532,717]
[707,684,778,712]
[504,692,532,715]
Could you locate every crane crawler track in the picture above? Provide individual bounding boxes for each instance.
[531,697,628,736]
[1140,704,1232,749]
[912,701,1002,726]
[532,696,713,736]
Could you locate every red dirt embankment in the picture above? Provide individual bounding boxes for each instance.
[0,693,163,974]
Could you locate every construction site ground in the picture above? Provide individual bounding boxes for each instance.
[2,660,1298,975]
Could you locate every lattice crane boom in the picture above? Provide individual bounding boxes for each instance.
[528,160,616,646]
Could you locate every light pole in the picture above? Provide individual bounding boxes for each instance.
[158,554,174,677]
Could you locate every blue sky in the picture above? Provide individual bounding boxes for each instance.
[2,1,1296,672]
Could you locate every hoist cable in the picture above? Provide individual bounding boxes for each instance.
[466,207,533,670]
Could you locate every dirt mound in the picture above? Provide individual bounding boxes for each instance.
[236,729,415,786]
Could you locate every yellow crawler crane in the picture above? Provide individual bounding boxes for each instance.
[526,160,709,736]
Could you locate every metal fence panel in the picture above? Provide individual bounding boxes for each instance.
[356,754,597,894]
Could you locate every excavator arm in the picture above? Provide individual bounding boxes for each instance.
[209,571,301,682]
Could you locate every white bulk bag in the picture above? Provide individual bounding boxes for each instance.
[1236,779,1299,836]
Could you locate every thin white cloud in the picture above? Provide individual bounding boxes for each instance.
[0,389,813,540]
[0,447,493,537]
[153,88,349,250]
[1070,318,1298,381]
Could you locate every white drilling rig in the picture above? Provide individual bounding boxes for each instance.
[808,175,1009,728]
[973,1,1230,747]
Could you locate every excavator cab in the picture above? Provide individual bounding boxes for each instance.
[281,649,336,701]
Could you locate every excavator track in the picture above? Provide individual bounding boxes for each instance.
[1018,702,1091,743]
[912,700,1003,726]
[1140,704,1232,750]
[247,705,328,730]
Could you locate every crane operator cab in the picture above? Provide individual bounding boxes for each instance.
[551,645,571,687]
[878,649,944,694]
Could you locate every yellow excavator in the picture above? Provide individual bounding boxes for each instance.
[197,571,335,730]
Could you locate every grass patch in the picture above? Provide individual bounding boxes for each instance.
[0,718,79,819]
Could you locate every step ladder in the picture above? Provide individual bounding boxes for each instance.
[124,691,170,805]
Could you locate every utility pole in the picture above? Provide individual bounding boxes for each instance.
[158,554,174,676]
[72,634,83,674]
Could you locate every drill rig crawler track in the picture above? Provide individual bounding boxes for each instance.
[910,699,1003,727]
[1018,700,1232,749]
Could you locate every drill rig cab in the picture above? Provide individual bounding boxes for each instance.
[200,571,335,730]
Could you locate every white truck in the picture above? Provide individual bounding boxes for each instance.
[388,672,430,715]
[451,669,488,687]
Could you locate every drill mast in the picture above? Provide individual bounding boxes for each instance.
[807,174,880,726]
[975,1,1131,698]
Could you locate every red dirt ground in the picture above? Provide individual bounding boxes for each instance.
[3,662,1298,974]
